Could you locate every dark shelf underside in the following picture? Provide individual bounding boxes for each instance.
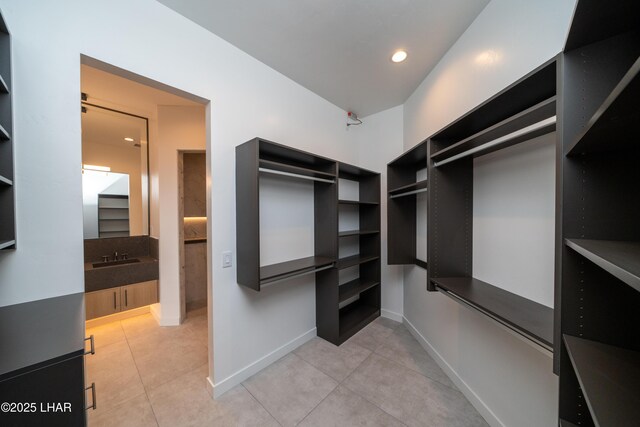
[260,256,334,284]
[338,230,379,237]
[567,57,640,155]
[388,180,427,197]
[259,159,336,181]
[565,239,640,293]
[338,199,379,206]
[432,277,553,349]
[563,335,640,427]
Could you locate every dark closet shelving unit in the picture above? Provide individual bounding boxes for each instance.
[387,61,558,351]
[236,138,338,291]
[387,141,427,269]
[236,140,381,342]
[0,9,15,251]
[556,1,640,426]
[317,162,381,345]
[424,58,557,352]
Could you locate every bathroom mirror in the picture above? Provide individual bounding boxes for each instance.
[81,104,149,239]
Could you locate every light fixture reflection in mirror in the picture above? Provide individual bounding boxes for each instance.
[81,103,149,239]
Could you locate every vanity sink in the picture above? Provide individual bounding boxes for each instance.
[92,258,141,268]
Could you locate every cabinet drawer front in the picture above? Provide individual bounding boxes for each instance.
[86,288,121,320]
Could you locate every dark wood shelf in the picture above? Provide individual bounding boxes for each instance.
[565,239,640,293]
[567,57,640,156]
[0,123,9,141]
[388,180,427,198]
[0,73,8,94]
[563,335,640,427]
[338,199,379,206]
[97,206,128,210]
[415,259,428,270]
[260,256,334,285]
[0,174,12,186]
[185,237,207,244]
[432,277,553,349]
[0,239,15,250]
[338,300,379,342]
[259,159,336,181]
[339,279,379,303]
[337,254,379,270]
[98,218,129,221]
[558,419,580,427]
[338,229,379,237]
[431,97,556,166]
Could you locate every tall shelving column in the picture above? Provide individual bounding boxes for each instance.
[317,162,381,345]
[386,141,428,270]
[557,1,640,426]
[0,8,15,250]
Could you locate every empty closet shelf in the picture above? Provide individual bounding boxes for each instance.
[563,335,640,427]
[565,239,640,293]
[337,254,379,270]
[259,256,334,284]
[388,180,427,198]
[258,159,336,182]
[0,240,16,250]
[567,57,640,155]
[0,174,12,185]
[432,277,553,350]
[338,230,379,237]
[339,279,379,303]
[0,123,10,141]
[339,300,379,342]
[0,73,8,93]
[338,200,379,206]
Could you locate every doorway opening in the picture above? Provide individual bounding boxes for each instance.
[79,56,212,423]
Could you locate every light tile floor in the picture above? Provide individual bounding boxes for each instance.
[86,311,487,427]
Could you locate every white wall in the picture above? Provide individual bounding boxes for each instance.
[401,1,575,426]
[352,105,405,320]
[0,0,356,398]
[155,106,206,325]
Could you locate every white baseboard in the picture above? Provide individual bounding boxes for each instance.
[209,327,317,398]
[150,303,181,326]
[381,308,403,322]
[403,317,504,427]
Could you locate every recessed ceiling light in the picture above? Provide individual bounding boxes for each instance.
[124,137,134,142]
[391,50,408,63]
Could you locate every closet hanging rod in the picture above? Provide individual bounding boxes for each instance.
[260,264,334,287]
[258,167,336,184]
[434,116,557,168]
[390,188,428,199]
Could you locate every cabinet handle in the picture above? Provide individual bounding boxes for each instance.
[125,289,128,307]
[85,382,97,410]
[84,335,95,355]
[113,292,117,309]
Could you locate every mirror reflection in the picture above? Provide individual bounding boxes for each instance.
[81,104,149,238]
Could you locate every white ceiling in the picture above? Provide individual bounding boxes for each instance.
[156,0,490,117]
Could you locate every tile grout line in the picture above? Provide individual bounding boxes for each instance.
[293,354,340,427]
[241,383,284,427]
[121,319,161,427]
[338,352,409,427]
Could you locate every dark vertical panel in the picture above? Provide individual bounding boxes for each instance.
[554,55,565,372]
[387,194,416,264]
[427,157,472,291]
[235,139,260,290]
[316,267,339,343]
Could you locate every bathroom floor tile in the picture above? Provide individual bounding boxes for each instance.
[298,385,406,427]
[86,340,146,415]
[343,354,487,427]
[294,337,371,382]
[128,327,208,390]
[375,326,455,389]
[346,319,396,351]
[87,393,157,427]
[86,321,127,351]
[243,353,338,426]
[148,364,278,427]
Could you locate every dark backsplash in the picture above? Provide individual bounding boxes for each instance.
[84,236,155,262]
